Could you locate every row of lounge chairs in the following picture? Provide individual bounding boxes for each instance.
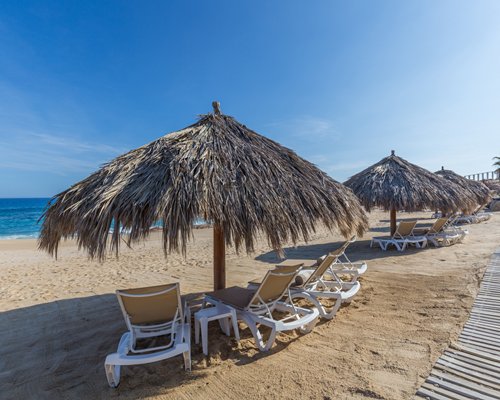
[432,207,493,225]
[104,238,366,388]
[455,211,492,224]
[371,217,467,251]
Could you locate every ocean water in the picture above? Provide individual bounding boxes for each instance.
[0,198,50,239]
[0,198,208,239]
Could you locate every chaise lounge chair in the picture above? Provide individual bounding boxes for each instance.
[413,217,462,247]
[283,255,360,320]
[371,220,427,251]
[455,206,492,224]
[319,236,368,281]
[276,237,368,282]
[104,283,191,388]
[205,266,319,352]
[248,255,360,319]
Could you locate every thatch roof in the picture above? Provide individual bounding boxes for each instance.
[344,151,476,212]
[482,179,500,195]
[435,167,491,206]
[39,102,368,260]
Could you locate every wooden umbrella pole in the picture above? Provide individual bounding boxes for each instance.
[213,224,226,290]
[390,208,397,236]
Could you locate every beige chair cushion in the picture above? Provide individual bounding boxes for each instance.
[118,283,179,325]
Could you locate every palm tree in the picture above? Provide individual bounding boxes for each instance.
[494,157,500,179]
[494,157,500,169]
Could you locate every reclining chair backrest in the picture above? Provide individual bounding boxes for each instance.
[117,283,182,327]
[316,237,353,263]
[394,221,417,238]
[249,266,300,311]
[302,254,338,287]
[330,240,350,257]
[429,217,449,234]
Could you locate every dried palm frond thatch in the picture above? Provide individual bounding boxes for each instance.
[344,151,476,234]
[482,179,500,194]
[39,101,368,289]
[435,167,491,208]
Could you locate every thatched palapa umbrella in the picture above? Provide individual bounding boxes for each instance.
[344,151,475,235]
[435,167,491,210]
[39,102,368,290]
[483,179,500,194]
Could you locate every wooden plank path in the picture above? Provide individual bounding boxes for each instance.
[416,248,500,399]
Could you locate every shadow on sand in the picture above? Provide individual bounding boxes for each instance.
[0,290,315,399]
[255,235,435,265]
[379,216,435,223]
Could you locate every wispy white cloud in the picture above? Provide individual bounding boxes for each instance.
[27,132,123,154]
[0,71,129,174]
[0,131,125,175]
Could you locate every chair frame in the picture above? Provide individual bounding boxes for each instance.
[325,236,368,280]
[371,220,427,251]
[289,254,360,320]
[104,283,191,388]
[206,267,319,352]
[250,255,360,321]
[421,217,463,247]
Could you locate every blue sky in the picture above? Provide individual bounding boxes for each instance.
[1,1,499,197]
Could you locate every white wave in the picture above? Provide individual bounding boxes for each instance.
[0,233,39,240]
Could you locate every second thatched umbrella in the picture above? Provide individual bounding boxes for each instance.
[39,102,368,290]
[344,151,475,235]
[435,167,491,211]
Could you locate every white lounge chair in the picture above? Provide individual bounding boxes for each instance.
[455,206,492,224]
[447,214,469,240]
[320,236,367,281]
[249,255,360,320]
[205,266,319,352]
[277,237,367,283]
[413,217,461,247]
[286,255,360,320]
[104,283,191,388]
[371,220,427,251]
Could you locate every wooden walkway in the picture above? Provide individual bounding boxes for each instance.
[416,248,500,399]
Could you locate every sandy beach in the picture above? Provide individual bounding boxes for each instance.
[0,210,499,399]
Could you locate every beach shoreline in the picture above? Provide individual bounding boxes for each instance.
[1,210,499,399]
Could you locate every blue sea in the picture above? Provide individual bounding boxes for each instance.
[0,198,51,239]
[0,198,208,239]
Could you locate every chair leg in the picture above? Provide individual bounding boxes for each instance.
[194,318,200,345]
[250,323,277,352]
[231,312,240,341]
[300,315,319,333]
[105,363,121,388]
[201,318,208,356]
[218,317,231,336]
[239,313,276,352]
[183,350,191,371]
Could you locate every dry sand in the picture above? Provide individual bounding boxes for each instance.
[0,210,499,399]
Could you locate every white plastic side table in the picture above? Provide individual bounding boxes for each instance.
[194,304,240,356]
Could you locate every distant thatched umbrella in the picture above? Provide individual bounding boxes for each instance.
[39,102,368,290]
[344,151,475,235]
[483,179,500,194]
[435,167,491,209]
